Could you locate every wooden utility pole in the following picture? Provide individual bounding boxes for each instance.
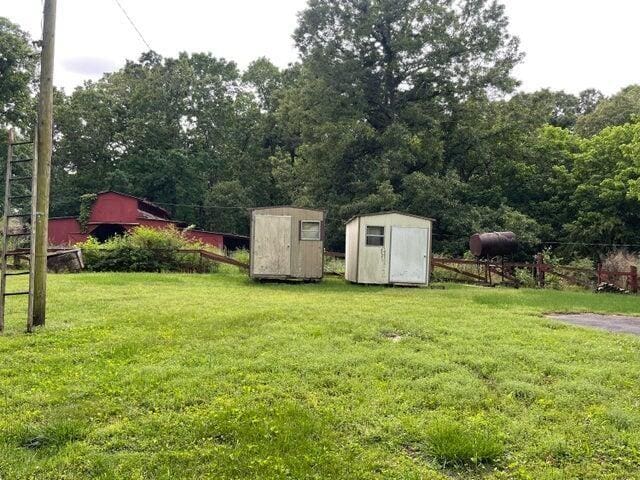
[33,0,57,327]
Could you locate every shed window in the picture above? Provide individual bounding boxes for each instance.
[300,221,321,241]
[366,226,385,246]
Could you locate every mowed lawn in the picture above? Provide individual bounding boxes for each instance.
[1,273,640,479]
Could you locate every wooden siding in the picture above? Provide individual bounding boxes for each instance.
[250,207,325,280]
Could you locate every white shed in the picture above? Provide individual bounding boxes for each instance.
[345,212,433,286]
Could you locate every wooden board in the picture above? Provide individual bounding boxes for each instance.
[252,215,291,276]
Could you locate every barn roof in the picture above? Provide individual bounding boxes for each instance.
[97,190,171,218]
[346,211,436,224]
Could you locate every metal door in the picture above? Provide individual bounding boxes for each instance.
[253,215,291,276]
[389,227,428,284]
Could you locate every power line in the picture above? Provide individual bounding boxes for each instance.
[112,0,153,52]
[154,201,248,211]
[542,241,640,248]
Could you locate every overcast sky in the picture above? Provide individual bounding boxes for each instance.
[2,1,639,95]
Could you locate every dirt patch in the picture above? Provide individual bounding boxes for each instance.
[382,331,404,342]
[547,313,640,336]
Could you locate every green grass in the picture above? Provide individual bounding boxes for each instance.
[1,272,640,479]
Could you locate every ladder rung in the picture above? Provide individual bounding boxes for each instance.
[4,291,31,296]
[9,140,33,146]
[7,214,31,218]
[5,254,30,260]
[5,232,31,237]
[10,176,32,182]
[12,158,33,164]
[5,271,30,276]
[9,195,32,200]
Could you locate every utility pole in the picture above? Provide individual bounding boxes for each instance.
[33,0,57,327]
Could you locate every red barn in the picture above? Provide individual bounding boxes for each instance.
[48,191,249,251]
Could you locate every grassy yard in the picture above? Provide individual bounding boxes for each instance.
[1,272,639,479]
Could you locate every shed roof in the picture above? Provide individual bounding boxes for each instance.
[346,211,436,224]
[251,205,326,214]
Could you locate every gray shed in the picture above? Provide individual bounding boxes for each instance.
[250,206,325,281]
[345,211,434,286]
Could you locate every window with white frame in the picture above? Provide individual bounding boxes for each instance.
[300,221,321,241]
[365,226,385,246]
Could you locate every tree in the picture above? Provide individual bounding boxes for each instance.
[564,120,640,254]
[203,181,251,235]
[52,51,274,231]
[575,85,640,136]
[0,17,37,130]
[295,0,521,131]
[281,0,522,250]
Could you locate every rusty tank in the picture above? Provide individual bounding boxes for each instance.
[469,231,518,258]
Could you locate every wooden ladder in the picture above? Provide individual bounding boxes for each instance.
[0,129,37,333]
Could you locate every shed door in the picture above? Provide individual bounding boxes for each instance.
[253,215,291,276]
[390,227,428,284]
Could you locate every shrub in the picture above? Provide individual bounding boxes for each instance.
[539,249,594,290]
[514,267,536,288]
[230,248,250,266]
[324,256,345,275]
[77,226,220,273]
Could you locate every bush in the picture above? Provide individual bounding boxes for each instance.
[77,226,220,273]
[230,248,250,266]
[514,267,536,288]
[324,256,345,275]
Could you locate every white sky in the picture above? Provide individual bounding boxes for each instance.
[1,0,639,95]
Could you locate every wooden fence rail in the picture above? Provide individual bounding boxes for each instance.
[431,255,637,292]
[178,249,249,270]
[324,251,637,292]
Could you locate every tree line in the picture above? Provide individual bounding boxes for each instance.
[2,1,640,258]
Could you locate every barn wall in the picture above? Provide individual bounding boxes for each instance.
[184,230,224,250]
[250,207,325,279]
[90,192,138,224]
[49,218,84,246]
[356,213,432,285]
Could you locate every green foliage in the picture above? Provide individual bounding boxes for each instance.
[78,226,218,273]
[514,267,537,288]
[576,85,640,136]
[78,193,97,232]
[229,248,250,265]
[0,17,37,129]
[204,181,251,235]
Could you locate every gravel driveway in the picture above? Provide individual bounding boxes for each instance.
[548,313,640,335]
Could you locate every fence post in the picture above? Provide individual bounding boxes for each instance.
[630,266,638,294]
[597,263,602,284]
[536,254,545,288]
